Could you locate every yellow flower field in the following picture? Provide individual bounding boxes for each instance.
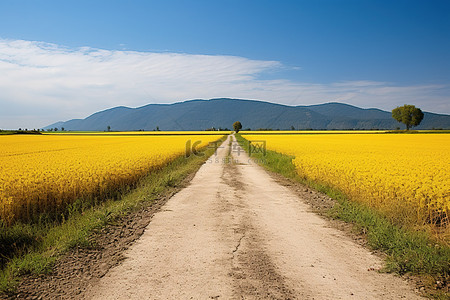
[244,133,450,234]
[0,134,223,224]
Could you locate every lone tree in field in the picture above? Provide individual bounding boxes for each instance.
[391,104,424,130]
[233,121,242,133]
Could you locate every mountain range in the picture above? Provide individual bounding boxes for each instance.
[45,98,450,131]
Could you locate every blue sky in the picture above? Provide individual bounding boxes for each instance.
[0,0,449,128]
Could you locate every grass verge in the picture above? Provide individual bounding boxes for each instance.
[236,133,449,298]
[0,130,41,135]
[0,136,226,294]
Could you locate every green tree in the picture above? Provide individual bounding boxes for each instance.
[107,125,111,132]
[233,121,242,133]
[391,104,424,130]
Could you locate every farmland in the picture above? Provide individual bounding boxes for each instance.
[1,131,449,298]
[0,133,225,225]
[242,132,450,241]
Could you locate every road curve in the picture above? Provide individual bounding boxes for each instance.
[85,135,421,299]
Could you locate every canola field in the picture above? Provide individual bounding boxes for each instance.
[0,134,223,224]
[243,133,450,234]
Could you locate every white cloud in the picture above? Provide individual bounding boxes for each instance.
[0,38,449,129]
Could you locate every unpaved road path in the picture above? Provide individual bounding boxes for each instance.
[85,135,421,299]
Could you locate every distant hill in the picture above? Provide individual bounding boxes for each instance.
[44,98,450,131]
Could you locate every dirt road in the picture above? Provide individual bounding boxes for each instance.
[85,135,421,299]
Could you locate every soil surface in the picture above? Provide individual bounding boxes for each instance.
[10,135,423,299]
